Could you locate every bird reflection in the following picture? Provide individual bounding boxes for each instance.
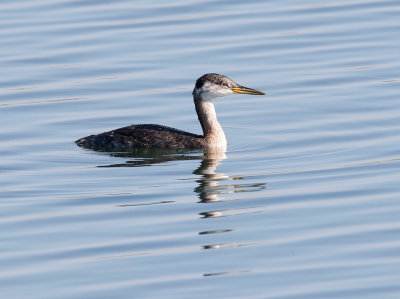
[92,148,265,205]
[95,148,203,167]
[81,147,265,258]
[193,152,266,204]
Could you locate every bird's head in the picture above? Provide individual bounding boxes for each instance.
[193,73,265,101]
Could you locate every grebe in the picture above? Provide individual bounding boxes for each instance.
[75,73,265,150]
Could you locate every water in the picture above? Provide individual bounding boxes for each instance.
[1,0,400,298]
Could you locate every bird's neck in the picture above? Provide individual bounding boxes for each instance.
[193,93,227,149]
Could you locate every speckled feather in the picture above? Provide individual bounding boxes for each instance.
[195,73,239,89]
[76,124,205,149]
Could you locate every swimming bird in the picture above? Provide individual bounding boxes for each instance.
[75,73,265,150]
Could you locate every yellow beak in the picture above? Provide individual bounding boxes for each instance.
[230,86,266,95]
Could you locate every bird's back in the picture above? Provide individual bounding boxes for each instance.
[76,124,205,149]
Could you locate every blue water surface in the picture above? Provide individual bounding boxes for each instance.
[1,0,400,298]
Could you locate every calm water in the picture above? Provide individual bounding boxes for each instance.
[1,0,400,298]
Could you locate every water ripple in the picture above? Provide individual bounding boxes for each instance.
[1,0,400,298]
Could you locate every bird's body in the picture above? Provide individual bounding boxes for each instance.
[76,73,265,150]
[76,124,205,149]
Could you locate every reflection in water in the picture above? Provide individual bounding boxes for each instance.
[193,151,266,204]
[117,200,175,207]
[82,147,266,274]
[95,148,204,167]
[91,147,266,205]
[203,269,250,277]
[199,229,234,235]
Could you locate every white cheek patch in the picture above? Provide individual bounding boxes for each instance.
[200,82,233,102]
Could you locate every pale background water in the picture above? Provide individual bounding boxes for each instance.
[1,0,400,298]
